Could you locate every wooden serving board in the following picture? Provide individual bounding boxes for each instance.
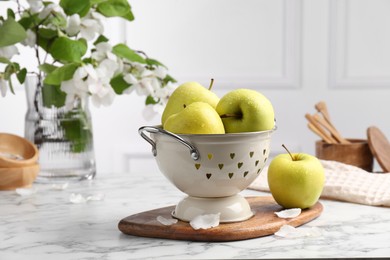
[118,196,323,242]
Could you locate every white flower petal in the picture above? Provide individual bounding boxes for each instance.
[274,208,302,219]
[27,0,44,13]
[189,213,220,230]
[15,187,37,196]
[66,14,81,36]
[0,78,8,97]
[274,224,323,238]
[156,216,178,226]
[153,66,167,79]
[51,183,69,190]
[0,45,19,59]
[70,193,87,204]
[123,74,138,85]
[86,193,105,201]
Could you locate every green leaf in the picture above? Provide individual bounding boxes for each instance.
[112,43,146,64]
[4,64,15,80]
[44,63,80,85]
[60,0,91,17]
[45,12,67,28]
[90,0,106,4]
[97,0,133,20]
[38,28,58,39]
[39,63,59,74]
[145,95,159,105]
[0,18,27,47]
[41,83,66,108]
[16,68,27,84]
[163,74,177,85]
[146,58,166,68]
[8,78,15,94]
[109,74,130,94]
[18,14,40,30]
[7,9,15,19]
[50,37,87,62]
[0,57,11,64]
[60,110,92,153]
[94,35,109,45]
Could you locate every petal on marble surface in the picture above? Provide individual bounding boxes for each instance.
[190,213,220,230]
[156,216,178,226]
[274,208,302,219]
[275,224,322,238]
[51,183,69,190]
[15,187,37,196]
[86,193,105,201]
[70,193,87,204]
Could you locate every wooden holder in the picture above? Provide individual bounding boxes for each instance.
[315,139,373,172]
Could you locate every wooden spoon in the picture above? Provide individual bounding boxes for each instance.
[315,101,332,125]
[305,114,337,143]
[313,114,350,144]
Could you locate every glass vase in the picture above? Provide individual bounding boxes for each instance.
[24,75,96,183]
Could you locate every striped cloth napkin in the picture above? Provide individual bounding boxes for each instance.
[249,160,390,207]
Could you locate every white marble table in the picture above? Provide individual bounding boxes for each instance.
[1,170,390,259]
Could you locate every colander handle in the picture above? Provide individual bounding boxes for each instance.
[138,126,200,161]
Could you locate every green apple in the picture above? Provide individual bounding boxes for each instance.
[161,81,220,125]
[216,89,274,133]
[163,102,225,134]
[268,145,325,209]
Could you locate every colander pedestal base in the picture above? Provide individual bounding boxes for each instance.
[172,194,254,223]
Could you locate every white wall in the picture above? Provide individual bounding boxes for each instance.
[1,0,390,174]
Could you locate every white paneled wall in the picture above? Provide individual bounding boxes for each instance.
[1,0,389,174]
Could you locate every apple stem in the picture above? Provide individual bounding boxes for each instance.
[282,144,295,161]
[208,78,214,90]
[220,113,242,118]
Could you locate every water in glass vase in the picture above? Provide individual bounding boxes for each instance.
[24,76,96,183]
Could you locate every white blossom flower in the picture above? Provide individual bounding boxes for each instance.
[153,66,168,79]
[91,42,117,61]
[60,66,91,109]
[22,29,36,47]
[61,62,118,108]
[78,12,104,41]
[0,78,8,97]
[38,3,66,19]
[66,14,81,36]
[0,45,19,59]
[27,0,44,14]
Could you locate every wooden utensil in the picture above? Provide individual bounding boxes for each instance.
[305,114,337,143]
[0,163,40,190]
[307,123,335,144]
[118,196,323,242]
[313,114,350,144]
[315,101,332,125]
[367,126,390,173]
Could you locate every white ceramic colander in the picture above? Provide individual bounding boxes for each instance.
[139,126,275,222]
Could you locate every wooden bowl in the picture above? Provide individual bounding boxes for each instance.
[0,133,38,168]
[315,139,374,172]
[0,164,40,190]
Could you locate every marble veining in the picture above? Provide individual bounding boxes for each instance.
[1,170,390,259]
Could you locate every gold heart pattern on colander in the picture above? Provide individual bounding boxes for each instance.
[193,148,268,180]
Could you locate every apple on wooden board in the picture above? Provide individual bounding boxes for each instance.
[161,81,220,126]
[216,89,275,133]
[163,102,225,134]
[267,145,325,209]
